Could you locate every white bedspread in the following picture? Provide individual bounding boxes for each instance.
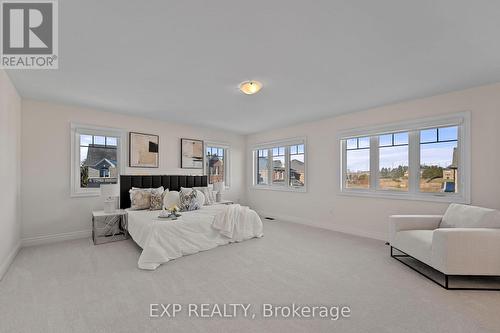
[127,204,263,270]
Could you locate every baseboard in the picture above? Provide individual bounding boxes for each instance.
[257,211,387,241]
[0,241,21,281]
[21,229,91,247]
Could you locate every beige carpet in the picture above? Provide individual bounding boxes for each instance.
[1,220,500,333]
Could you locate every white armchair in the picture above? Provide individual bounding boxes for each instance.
[389,204,500,290]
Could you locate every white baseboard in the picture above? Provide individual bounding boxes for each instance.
[21,230,91,247]
[0,241,21,281]
[257,211,387,241]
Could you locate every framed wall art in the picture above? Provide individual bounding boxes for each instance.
[129,132,159,168]
[181,138,204,169]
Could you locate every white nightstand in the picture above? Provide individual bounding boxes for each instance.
[216,200,234,205]
[92,210,128,245]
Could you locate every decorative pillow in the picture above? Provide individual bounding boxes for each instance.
[150,187,166,211]
[196,190,206,208]
[193,186,214,205]
[163,191,180,210]
[129,188,152,210]
[440,203,500,228]
[179,188,201,211]
[180,187,205,207]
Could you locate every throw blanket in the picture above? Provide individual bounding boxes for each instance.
[212,204,249,238]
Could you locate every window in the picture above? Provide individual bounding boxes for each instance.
[205,144,230,186]
[345,137,370,189]
[420,126,458,193]
[379,132,409,191]
[340,113,470,203]
[71,124,124,197]
[257,149,269,185]
[272,147,286,185]
[253,138,306,191]
[289,144,305,187]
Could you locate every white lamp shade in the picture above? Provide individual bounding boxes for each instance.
[213,181,225,193]
[100,184,119,198]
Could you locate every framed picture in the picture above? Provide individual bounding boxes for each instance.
[129,132,159,168]
[181,138,204,169]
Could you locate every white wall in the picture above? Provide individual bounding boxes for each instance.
[0,70,22,279]
[21,100,246,244]
[246,83,500,240]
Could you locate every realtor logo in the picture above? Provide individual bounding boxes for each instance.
[1,0,58,69]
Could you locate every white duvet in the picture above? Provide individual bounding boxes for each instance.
[127,204,263,270]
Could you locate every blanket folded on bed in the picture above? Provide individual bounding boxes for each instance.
[212,204,248,238]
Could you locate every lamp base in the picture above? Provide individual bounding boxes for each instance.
[104,199,116,213]
[216,193,222,203]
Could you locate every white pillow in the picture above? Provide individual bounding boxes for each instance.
[196,190,206,207]
[193,186,214,205]
[163,191,180,210]
[440,203,500,228]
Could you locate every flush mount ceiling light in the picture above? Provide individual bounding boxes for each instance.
[239,80,262,95]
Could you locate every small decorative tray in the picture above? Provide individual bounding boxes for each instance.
[158,211,182,220]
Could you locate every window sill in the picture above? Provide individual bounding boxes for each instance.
[339,189,469,204]
[251,185,307,193]
[70,191,101,198]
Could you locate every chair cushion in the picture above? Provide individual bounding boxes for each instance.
[440,203,500,228]
[392,230,434,266]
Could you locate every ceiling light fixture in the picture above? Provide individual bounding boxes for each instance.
[239,80,262,95]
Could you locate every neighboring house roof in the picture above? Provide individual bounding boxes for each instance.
[257,159,304,171]
[83,145,117,167]
[290,159,304,173]
[208,155,223,168]
[94,158,116,169]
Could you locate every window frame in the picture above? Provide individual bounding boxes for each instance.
[204,141,231,188]
[339,112,471,203]
[70,123,126,197]
[251,137,307,192]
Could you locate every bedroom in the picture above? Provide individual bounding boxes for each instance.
[1,1,500,332]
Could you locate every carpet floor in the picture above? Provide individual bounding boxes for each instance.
[1,220,500,333]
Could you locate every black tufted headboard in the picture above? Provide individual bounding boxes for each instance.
[120,175,208,209]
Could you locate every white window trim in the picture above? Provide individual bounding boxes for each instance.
[338,112,471,204]
[70,123,127,197]
[251,137,307,193]
[204,141,231,189]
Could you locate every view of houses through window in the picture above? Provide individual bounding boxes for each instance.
[289,144,305,187]
[420,127,458,193]
[206,146,226,185]
[343,125,460,195]
[257,149,269,185]
[79,134,118,188]
[255,142,305,190]
[272,147,286,185]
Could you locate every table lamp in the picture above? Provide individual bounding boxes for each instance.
[213,181,225,202]
[101,184,119,213]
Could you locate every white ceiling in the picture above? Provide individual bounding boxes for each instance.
[7,0,500,134]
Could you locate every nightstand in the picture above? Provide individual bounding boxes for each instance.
[92,210,128,245]
[217,200,234,205]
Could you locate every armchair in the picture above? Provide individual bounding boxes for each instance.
[389,204,500,290]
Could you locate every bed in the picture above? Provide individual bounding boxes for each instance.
[120,175,264,270]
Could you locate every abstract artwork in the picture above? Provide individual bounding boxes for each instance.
[129,132,159,168]
[181,138,204,169]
